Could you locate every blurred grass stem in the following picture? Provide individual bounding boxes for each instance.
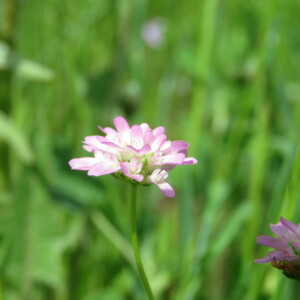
[0,0,21,189]
[91,211,135,268]
[131,184,154,300]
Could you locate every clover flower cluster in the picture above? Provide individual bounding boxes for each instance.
[255,217,300,280]
[69,116,197,197]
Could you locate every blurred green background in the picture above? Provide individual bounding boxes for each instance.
[1,0,300,299]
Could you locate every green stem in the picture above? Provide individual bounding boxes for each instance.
[131,184,154,300]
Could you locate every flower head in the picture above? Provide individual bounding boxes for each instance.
[69,116,197,197]
[141,18,166,49]
[254,217,300,280]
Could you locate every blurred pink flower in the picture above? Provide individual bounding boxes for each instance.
[255,217,300,280]
[69,116,197,198]
[141,18,166,49]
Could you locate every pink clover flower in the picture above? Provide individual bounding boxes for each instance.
[69,116,197,198]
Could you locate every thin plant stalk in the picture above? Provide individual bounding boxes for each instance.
[131,184,154,300]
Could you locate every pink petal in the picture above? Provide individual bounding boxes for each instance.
[84,135,102,144]
[98,126,117,135]
[158,153,185,165]
[157,182,175,198]
[127,144,151,155]
[101,141,124,150]
[267,250,296,261]
[137,144,152,155]
[254,257,272,264]
[149,168,164,179]
[82,136,120,154]
[82,136,103,151]
[120,162,144,182]
[69,158,97,170]
[170,141,189,151]
[149,170,175,198]
[163,165,176,171]
[179,149,188,156]
[151,134,166,151]
[270,222,295,241]
[131,125,144,149]
[113,116,130,133]
[130,157,142,171]
[160,140,171,151]
[280,217,299,233]
[140,123,150,133]
[144,131,155,145]
[182,157,198,165]
[82,145,94,152]
[270,223,286,238]
[96,136,115,144]
[94,151,119,165]
[93,142,120,155]
[87,164,120,176]
[256,235,287,250]
[153,126,165,137]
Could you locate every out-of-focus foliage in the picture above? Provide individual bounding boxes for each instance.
[0,0,300,299]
